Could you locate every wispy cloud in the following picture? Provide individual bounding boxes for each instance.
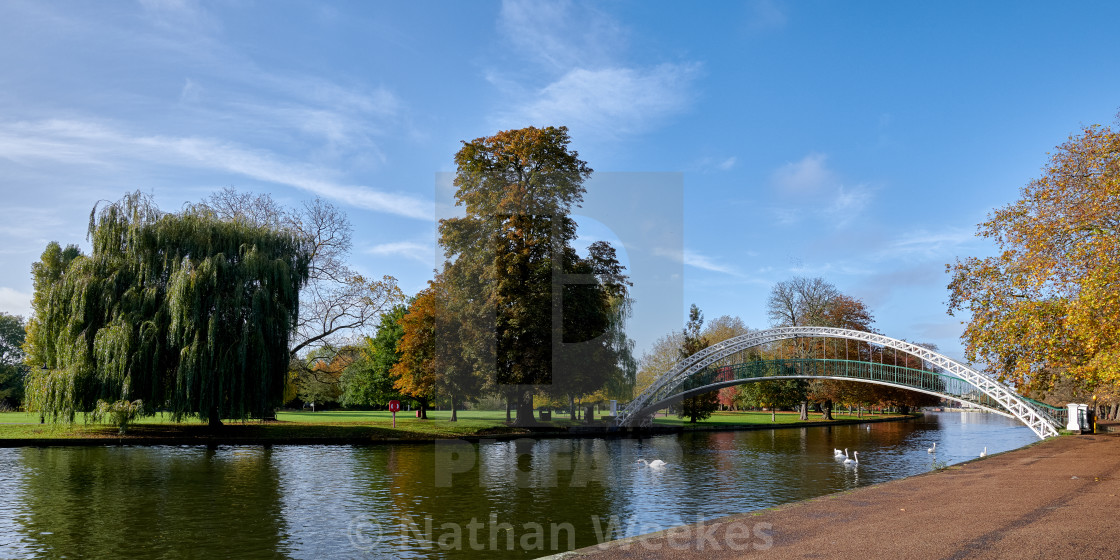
[768,152,875,228]
[771,152,834,193]
[824,184,874,226]
[18,1,407,170]
[653,247,740,276]
[138,0,218,31]
[366,241,435,265]
[746,0,789,31]
[0,207,68,241]
[0,120,431,220]
[0,287,32,317]
[500,64,700,139]
[498,0,622,71]
[491,0,699,140]
[684,250,738,275]
[879,228,977,259]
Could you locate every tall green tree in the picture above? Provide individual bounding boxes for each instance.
[948,117,1120,399]
[22,241,82,370]
[439,126,597,425]
[551,241,636,419]
[23,192,310,426]
[678,304,719,423]
[701,315,752,409]
[0,312,27,409]
[340,304,408,408]
[199,188,405,371]
[393,276,487,422]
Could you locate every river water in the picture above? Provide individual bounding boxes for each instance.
[0,412,1036,559]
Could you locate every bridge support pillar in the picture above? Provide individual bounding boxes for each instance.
[1067,403,1090,432]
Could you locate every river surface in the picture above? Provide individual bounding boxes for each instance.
[0,412,1036,559]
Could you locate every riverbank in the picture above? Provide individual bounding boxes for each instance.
[557,433,1118,559]
[0,409,914,446]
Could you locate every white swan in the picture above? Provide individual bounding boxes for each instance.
[637,458,667,469]
[844,450,858,465]
[980,447,987,458]
[834,448,844,457]
[928,442,937,453]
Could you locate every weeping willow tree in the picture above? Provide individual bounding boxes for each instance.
[24,192,310,426]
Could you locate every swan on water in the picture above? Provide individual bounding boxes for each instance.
[637,458,667,469]
[844,451,859,465]
[928,443,937,453]
[834,448,844,457]
[980,447,987,458]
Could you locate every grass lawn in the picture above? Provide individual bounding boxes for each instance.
[0,408,911,442]
[651,410,907,426]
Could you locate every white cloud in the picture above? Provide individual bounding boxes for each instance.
[179,78,202,104]
[366,241,435,265]
[503,64,699,138]
[0,207,67,240]
[499,0,623,71]
[718,157,737,171]
[825,184,874,226]
[684,250,738,275]
[138,0,221,36]
[746,0,788,31]
[881,228,977,259]
[0,287,32,318]
[0,119,431,220]
[767,153,876,228]
[771,152,834,193]
[492,0,699,140]
[654,247,740,276]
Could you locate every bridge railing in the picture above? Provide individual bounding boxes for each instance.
[651,358,1015,417]
[1020,397,1068,427]
[617,326,1062,438]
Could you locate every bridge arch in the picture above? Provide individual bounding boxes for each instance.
[615,326,1061,438]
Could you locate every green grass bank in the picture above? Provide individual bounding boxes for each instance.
[0,409,915,446]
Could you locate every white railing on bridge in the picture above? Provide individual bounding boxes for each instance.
[616,326,1061,439]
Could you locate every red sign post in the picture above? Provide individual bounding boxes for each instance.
[388,400,401,428]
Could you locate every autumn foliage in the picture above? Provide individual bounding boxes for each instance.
[948,117,1120,397]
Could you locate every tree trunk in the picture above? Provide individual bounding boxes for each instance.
[418,397,429,419]
[569,394,577,422]
[799,400,808,421]
[822,399,833,420]
[505,397,512,422]
[1110,403,1119,421]
[771,409,776,422]
[513,390,535,426]
[450,394,458,422]
[208,405,223,428]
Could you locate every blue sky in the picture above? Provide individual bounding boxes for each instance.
[2,0,1119,362]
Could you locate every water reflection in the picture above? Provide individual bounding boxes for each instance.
[7,446,288,559]
[0,412,1037,559]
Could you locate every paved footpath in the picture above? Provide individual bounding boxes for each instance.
[556,434,1120,560]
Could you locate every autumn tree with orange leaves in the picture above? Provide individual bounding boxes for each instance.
[392,276,484,421]
[948,116,1120,401]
